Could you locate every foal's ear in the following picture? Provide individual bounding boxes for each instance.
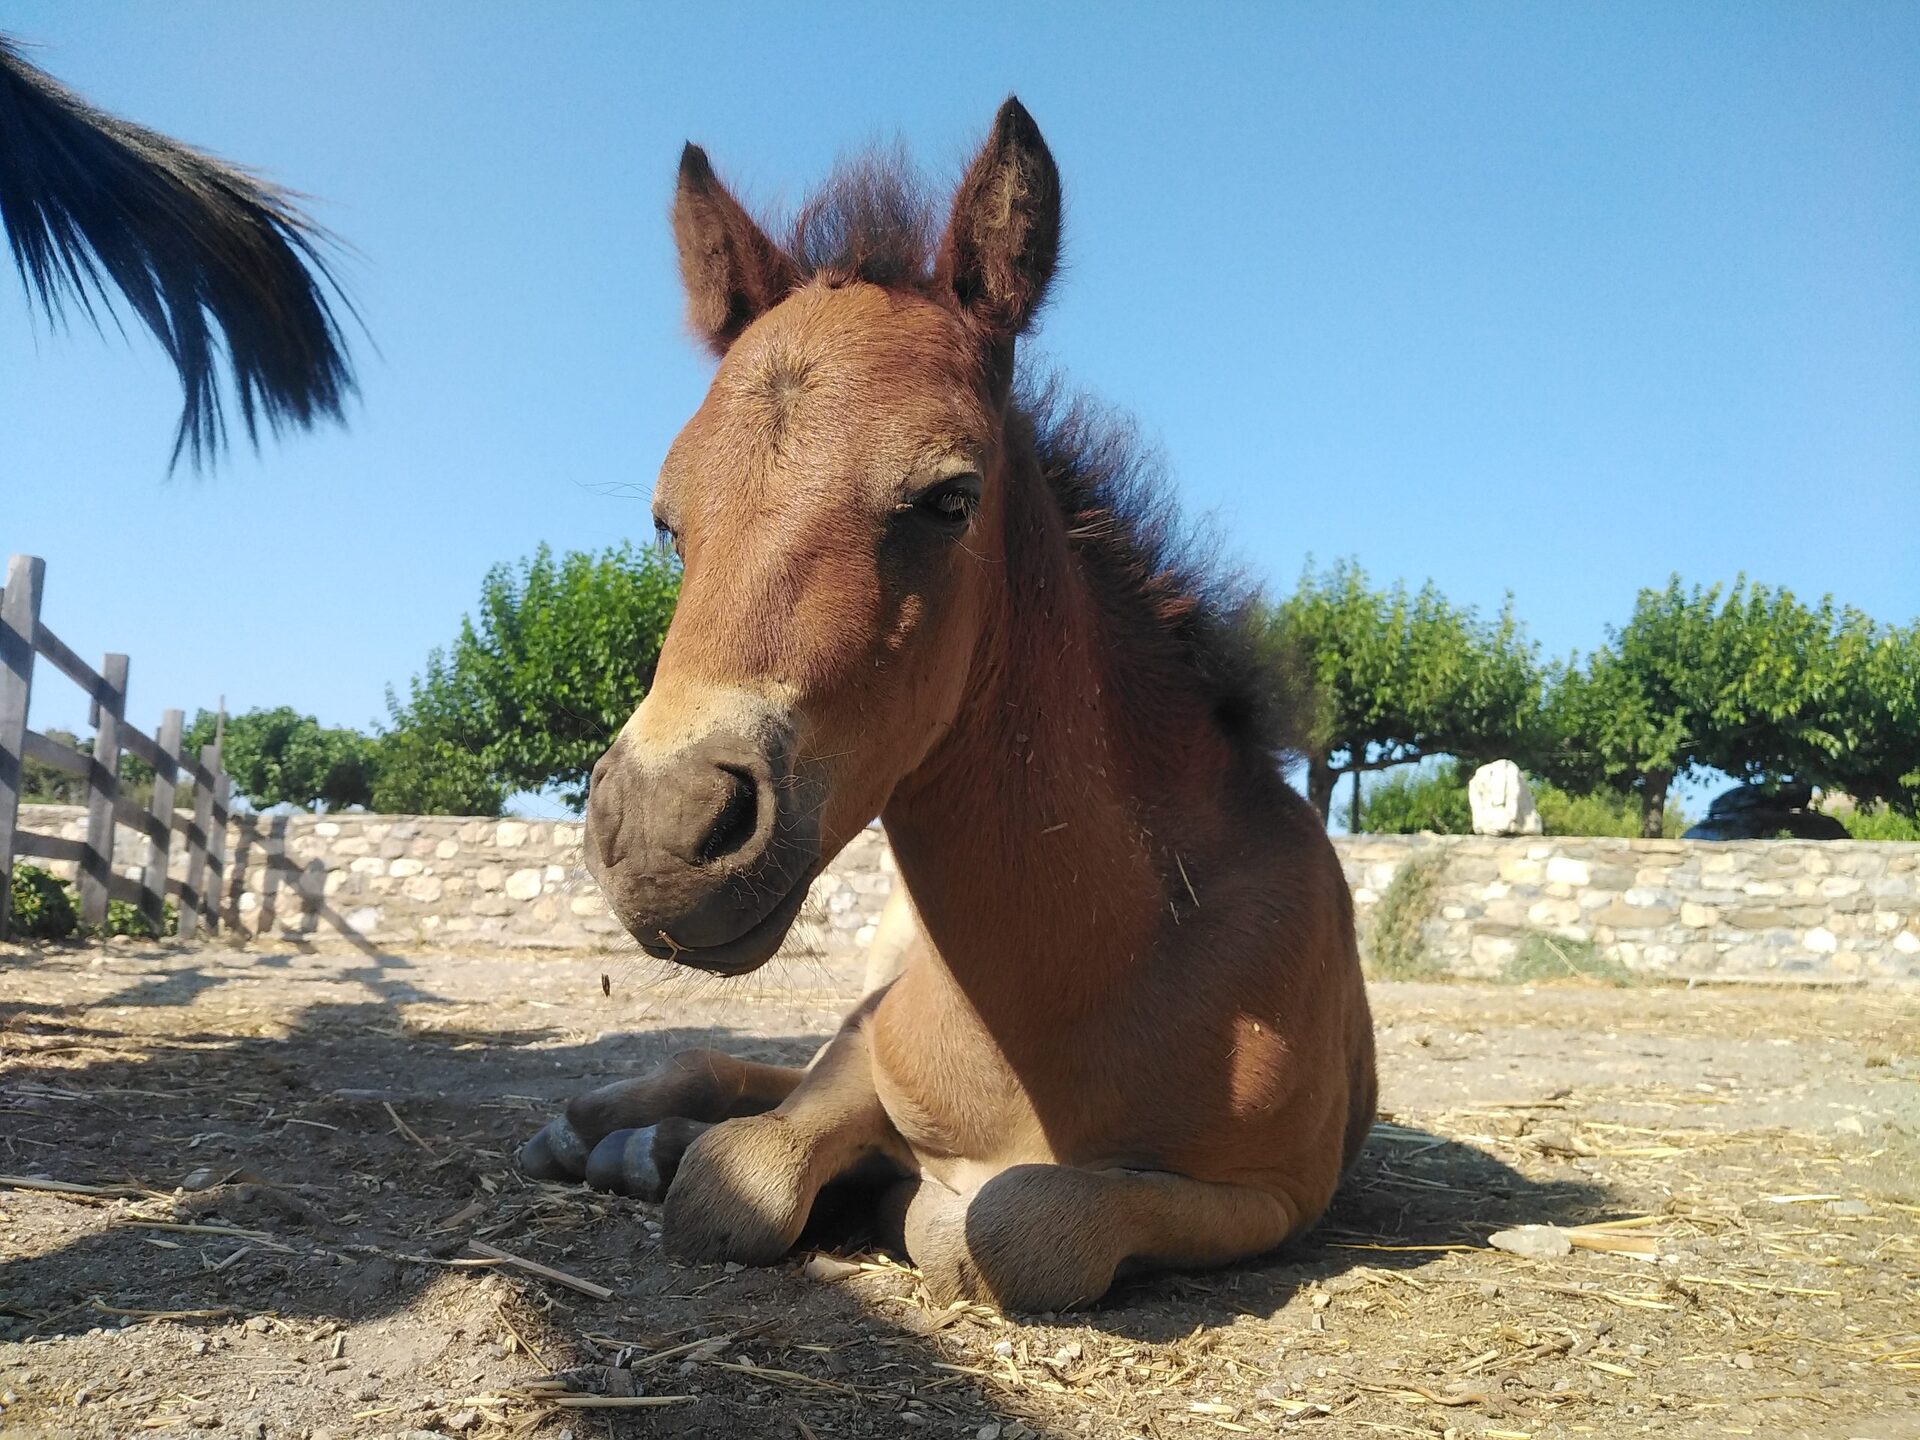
[935,98,1062,345]
[672,144,799,355]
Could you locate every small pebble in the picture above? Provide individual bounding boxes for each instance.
[446,1409,479,1432]
[992,1340,1014,1358]
[1733,1353,1754,1370]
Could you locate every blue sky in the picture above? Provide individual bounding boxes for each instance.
[4,3,1916,820]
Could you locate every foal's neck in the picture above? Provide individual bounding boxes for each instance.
[883,416,1235,1014]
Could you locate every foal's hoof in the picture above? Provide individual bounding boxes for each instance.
[518,1116,590,1181]
[584,1126,670,1201]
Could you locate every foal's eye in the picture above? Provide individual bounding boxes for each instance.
[910,476,982,528]
[653,517,682,559]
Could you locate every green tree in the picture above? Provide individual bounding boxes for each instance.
[20,728,87,805]
[378,542,680,813]
[1263,561,1542,824]
[183,707,378,812]
[1834,623,1920,816]
[368,727,507,818]
[1359,760,1474,834]
[1540,578,1916,835]
[1537,650,1690,836]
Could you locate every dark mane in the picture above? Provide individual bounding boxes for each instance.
[783,147,937,288]
[772,151,1303,759]
[1017,379,1305,758]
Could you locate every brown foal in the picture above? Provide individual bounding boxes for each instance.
[520,99,1377,1312]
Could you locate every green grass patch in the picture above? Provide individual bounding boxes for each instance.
[1504,932,1634,986]
[1364,851,1450,981]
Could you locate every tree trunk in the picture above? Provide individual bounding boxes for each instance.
[1640,770,1671,839]
[1307,755,1336,822]
[1349,769,1363,833]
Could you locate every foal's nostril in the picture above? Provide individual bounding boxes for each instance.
[695,765,760,865]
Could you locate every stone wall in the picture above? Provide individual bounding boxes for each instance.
[13,805,896,955]
[13,805,1917,982]
[1338,834,1920,984]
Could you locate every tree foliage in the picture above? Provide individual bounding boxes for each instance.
[1358,761,1475,835]
[19,728,87,805]
[183,707,377,812]
[376,543,680,813]
[1357,761,1688,838]
[1842,805,1920,843]
[1263,561,1542,822]
[1539,578,1919,834]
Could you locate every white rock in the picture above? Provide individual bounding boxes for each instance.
[1545,855,1591,887]
[802,1255,862,1283]
[1487,1224,1572,1258]
[1469,760,1544,836]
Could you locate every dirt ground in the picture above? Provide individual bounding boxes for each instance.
[2,938,1916,1440]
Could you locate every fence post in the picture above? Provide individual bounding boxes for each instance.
[78,653,129,929]
[141,708,183,936]
[0,554,47,941]
[206,763,232,935]
[180,743,216,940]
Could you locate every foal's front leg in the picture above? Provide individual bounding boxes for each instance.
[904,1165,1299,1313]
[519,1048,806,1195]
[662,1017,903,1266]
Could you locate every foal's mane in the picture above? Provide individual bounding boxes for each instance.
[771,151,1301,759]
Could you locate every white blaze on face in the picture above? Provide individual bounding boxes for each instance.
[620,680,798,778]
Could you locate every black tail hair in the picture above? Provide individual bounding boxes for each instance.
[0,35,357,466]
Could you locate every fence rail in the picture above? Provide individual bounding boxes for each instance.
[0,554,231,941]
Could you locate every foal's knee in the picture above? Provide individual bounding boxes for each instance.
[911,1166,1121,1313]
[662,1114,814,1266]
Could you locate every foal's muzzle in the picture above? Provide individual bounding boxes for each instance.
[584,723,820,974]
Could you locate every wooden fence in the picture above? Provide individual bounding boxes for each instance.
[0,554,231,941]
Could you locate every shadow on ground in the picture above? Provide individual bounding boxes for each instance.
[0,950,1612,1438]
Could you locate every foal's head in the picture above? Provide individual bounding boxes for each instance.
[587,100,1060,972]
